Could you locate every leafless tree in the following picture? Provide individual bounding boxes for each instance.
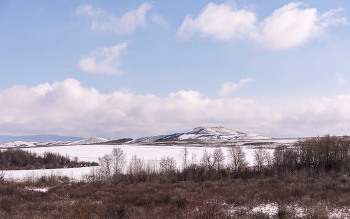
[179,145,189,169]
[254,147,269,173]
[98,154,113,181]
[213,148,225,170]
[111,148,126,175]
[200,148,225,170]
[227,144,247,176]
[127,155,146,175]
[200,149,214,169]
[146,159,158,175]
[0,170,6,183]
[98,148,126,181]
[159,156,177,173]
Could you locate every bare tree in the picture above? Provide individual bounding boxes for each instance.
[273,146,285,176]
[254,147,269,173]
[213,148,225,170]
[98,154,113,181]
[179,145,189,169]
[159,156,177,173]
[0,170,6,183]
[200,148,225,170]
[146,159,158,175]
[111,148,126,175]
[127,155,146,175]
[97,148,126,181]
[200,149,214,169]
[227,144,247,176]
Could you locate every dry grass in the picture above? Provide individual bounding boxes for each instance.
[0,172,348,218]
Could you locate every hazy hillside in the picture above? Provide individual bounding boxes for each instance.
[0,134,84,144]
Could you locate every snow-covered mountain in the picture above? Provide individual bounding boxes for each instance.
[132,126,271,143]
[0,127,270,147]
[0,137,110,148]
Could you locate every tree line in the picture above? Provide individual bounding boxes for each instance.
[0,149,98,170]
[91,134,350,183]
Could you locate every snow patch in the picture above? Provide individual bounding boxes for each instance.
[26,187,49,192]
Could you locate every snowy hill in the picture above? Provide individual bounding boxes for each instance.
[0,134,83,144]
[132,126,271,143]
[0,140,73,148]
[132,135,167,143]
[71,137,109,145]
[0,137,110,148]
[0,141,37,148]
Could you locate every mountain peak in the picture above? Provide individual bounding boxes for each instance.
[132,126,271,143]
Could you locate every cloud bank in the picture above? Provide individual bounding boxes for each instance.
[177,2,346,50]
[79,43,127,74]
[75,2,152,34]
[1,79,350,138]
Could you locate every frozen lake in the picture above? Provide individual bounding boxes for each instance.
[3,144,274,181]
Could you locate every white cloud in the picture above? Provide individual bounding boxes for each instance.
[218,78,253,96]
[78,43,127,74]
[177,2,346,50]
[74,2,153,34]
[177,2,257,40]
[2,79,350,138]
[336,75,346,86]
[151,14,169,28]
[251,3,346,50]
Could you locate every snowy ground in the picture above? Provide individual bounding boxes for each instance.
[3,144,274,181]
[227,203,350,218]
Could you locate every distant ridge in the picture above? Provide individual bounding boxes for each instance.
[72,137,109,145]
[105,138,133,144]
[0,136,110,148]
[0,134,84,144]
[132,126,271,143]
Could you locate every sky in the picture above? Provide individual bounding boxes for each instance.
[0,0,349,139]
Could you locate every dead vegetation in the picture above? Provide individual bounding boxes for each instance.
[0,135,350,218]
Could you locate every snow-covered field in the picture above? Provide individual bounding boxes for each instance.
[3,144,274,181]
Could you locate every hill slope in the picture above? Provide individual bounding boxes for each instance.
[132,126,271,143]
[0,134,84,144]
[72,137,109,145]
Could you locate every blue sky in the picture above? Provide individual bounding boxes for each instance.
[0,0,349,139]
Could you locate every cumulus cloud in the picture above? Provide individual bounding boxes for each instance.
[2,79,350,138]
[151,14,169,28]
[78,43,127,74]
[177,2,346,50]
[177,2,256,40]
[74,2,153,34]
[218,78,253,96]
[251,3,346,50]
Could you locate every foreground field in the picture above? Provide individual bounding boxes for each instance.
[1,169,350,218]
[1,135,349,218]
